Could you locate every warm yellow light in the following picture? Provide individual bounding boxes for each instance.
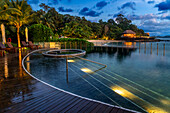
[4,56,8,79]
[111,86,168,113]
[160,99,170,105]
[111,86,135,99]
[81,68,93,73]
[67,60,75,62]
[147,108,168,113]
[124,42,133,46]
[114,90,123,95]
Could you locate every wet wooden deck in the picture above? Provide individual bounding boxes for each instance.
[0,51,137,113]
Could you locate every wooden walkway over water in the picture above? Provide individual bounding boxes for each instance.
[0,51,138,113]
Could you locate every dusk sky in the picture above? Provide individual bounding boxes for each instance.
[27,0,170,36]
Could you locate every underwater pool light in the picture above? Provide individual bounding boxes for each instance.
[111,86,167,113]
[114,90,123,95]
[67,60,75,62]
[81,68,93,73]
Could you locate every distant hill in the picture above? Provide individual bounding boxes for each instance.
[156,36,170,38]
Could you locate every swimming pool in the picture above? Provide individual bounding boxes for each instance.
[24,42,170,113]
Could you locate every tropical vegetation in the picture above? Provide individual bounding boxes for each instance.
[0,0,34,47]
[29,24,54,42]
[0,0,147,46]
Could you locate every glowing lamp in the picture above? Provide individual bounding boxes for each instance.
[67,60,75,62]
[81,68,93,73]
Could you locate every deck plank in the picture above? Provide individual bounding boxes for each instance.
[84,102,100,113]
[51,97,80,113]
[91,104,105,113]
[78,101,96,112]
[117,109,125,113]
[59,98,83,112]
[68,99,91,113]
[13,90,60,113]
[27,92,69,113]
[42,94,76,113]
[103,106,114,113]
[96,104,110,113]
[110,107,119,113]
[66,99,88,112]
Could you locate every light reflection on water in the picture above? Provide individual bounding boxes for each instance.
[4,55,8,79]
[111,86,168,113]
[26,42,170,113]
[0,50,36,110]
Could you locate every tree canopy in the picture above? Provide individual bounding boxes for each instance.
[0,0,35,47]
[32,4,146,40]
[0,1,147,43]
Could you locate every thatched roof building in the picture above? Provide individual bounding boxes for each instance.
[123,30,136,34]
[122,30,136,38]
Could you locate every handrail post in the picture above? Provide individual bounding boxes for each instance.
[66,57,68,83]
[144,42,146,54]
[139,42,140,53]
[70,42,71,49]
[65,42,66,49]
[163,43,165,56]
[150,43,152,55]
[85,42,87,50]
[157,43,158,56]
[80,42,82,49]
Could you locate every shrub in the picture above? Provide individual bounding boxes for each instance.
[28,24,54,42]
[50,38,94,46]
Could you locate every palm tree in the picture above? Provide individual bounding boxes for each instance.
[0,0,34,47]
[0,0,21,15]
[0,0,21,43]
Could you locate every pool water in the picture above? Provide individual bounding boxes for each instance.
[24,42,170,113]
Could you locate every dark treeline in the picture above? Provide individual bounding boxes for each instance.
[1,1,146,43]
[32,3,146,40]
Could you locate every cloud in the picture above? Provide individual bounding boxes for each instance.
[126,14,158,20]
[96,1,108,10]
[118,2,136,10]
[148,0,155,4]
[163,16,170,20]
[139,19,170,35]
[155,0,170,11]
[58,7,73,12]
[27,0,39,4]
[141,19,170,27]
[79,7,103,17]
[161,13,170,20]
[157,11,168,15]
[126,13,170,21]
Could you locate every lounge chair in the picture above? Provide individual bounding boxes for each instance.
[21,41,37,50]
[21,41,29,47]
[28,41,39,49]
[6,42,25,52]
[0,42,16,52]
